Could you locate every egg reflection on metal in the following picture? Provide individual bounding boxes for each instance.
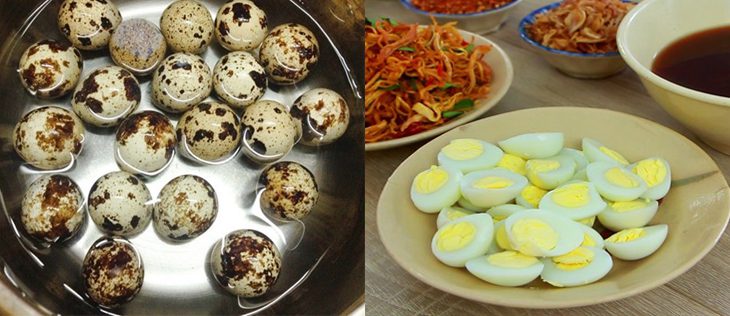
[153,175,218,240]
[82,236,144,308]
[290,88,350,146]
[13,106,85,170]
[88,171,152,237]
[259,161,319,221]
[17,40,82,99]
[152,53,213,113]
[21,175,85,243]
[72,66,141,127]
[240,100,299,163]
[176,101,241,164]
[115,111,176,176]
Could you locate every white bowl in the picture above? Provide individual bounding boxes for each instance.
[400,0,523,34]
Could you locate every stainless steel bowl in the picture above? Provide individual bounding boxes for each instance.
[0,0,364,314]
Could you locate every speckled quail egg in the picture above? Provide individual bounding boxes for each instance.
[176,101,241,162]
[21,175,84,243]
[154,175,217,240]
[259,161,319,221]
[82,237,144,308]
[240,100,299,163]
[290,88,350,146]
[152,53,213,113]
[18,40,82,99]
[214,0,268,51]
[110,19,167,76]
[213,51,267,109]
[211,229,281,297]
[72,66,141,127]
[88,171,152,237]
[13,106,85,170]
[411,165,462,213]
[259,23,319,85]
[58,0,122,50]
[115,111,176,175]
[160,0,214,54]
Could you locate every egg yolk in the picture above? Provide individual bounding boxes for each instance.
[473,176,513,190]
[578,216,596,226]
[436,222,476,252]
[607,228,646,243]
[442,139,484,161]
[611,199,648,212]
[599,146,629,165]
[495,224,513,250]
[497,154,526,175]
[487,251,539,268]
[511,218,558,254]
[520,185,547,207]
[632,159,667,187]
[414,166,449,194]
[553,247,594,271]
[526,159,560,188]
[581,233,596,247]
[604,167,639,188]
[551,182,590,208]
[446,208,470,221]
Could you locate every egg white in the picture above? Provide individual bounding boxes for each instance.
[539,181,607,220]
[465,252,544,287]
[540,246,613,287]
[597,199,658,232]
[582,138,629,166]
[437,139,504,173]
[525,155,576,190]
[498,132,564,159]
[431,214,494,267]
[586,162,647,202]
[436,206,474,229]
[559,148,589,171]
[579,225,605,249]
[605,224,668,261]
[410,165,462,213]
[487,204,526,222]
[460,169,528,208]
[630,157,672,200]
[504,209,583,257]
[457,195,484,212]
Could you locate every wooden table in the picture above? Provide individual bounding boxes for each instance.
[364,1,730,315]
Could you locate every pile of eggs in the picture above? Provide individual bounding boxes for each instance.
[410,133,671,287]
[14,0,349,309]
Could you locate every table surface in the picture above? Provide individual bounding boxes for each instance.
[364,0,730,315]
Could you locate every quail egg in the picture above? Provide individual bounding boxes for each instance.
[176,101,241,162]
[18,40,82,99]
[88,171,152,237]
[160,0,214,54]
[211,229,281,297]
[498,132,564,159]
[431,213,494,267]
[290,88,350,146]
[109,18,167,76]
[72,66,141,127]
[115,111,176,175]
[58,0,122,50]
[437,139,503,173]
[13,106,85,170]
[21,175,84,243]
[410,165,462,213]
[436,206,474,229]
[604,224,669,261]
[466,251,544,287]
[259,23,319,85]
[240,100,299,163]
[213,51,267,109]
[154,175,217,240]
[152,53,213,113]
[214,0,268,51]
[540,246,613,287]
[460,169,529,208]
[82,237,144,308]
[260,161,319,221]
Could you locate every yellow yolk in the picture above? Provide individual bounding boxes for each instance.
[511,218,558,254]
[520,185,547,207]
[553,247,595,271]
[605,167,639,188]
[581,233,596,247]
[578,216,596,226]
[495,224,513,250]
[442,139,484,161]
[446,208,470,221]
[551,182,590,208]
[599,146,629,165]
[436,222,476,251]
[526,159,560,187]
[414,166,449,194]
[497,154,526,175]
[487,251,539,268]
[611,199,648,212]
[607,228,646,243]
[473,176,513,190]
[632,159,667,187]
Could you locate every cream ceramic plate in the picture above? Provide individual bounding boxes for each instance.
[364,29,514,151]
[376,106,730,308]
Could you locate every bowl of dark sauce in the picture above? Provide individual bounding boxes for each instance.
[618,0,730,154]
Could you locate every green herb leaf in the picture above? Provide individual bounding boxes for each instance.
[452,99,474,110]
[382,84,401,91]
[381,17,397,26]
[440,82,458,90]
[408,79,419,91]
[366,17,376,26]
[443,111,463,119]
[465,43,475,53]
[398,46,416,52]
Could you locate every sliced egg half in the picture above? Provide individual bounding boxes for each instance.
[587,162,647,202]
[559,148,589,171]
[410,165,462,213]
[496,153,526,175]
[487,204,526,222]
[436,206,474,229]
[494,220,514,251]
[540,246,613,287]
[604,224,668,261]
[504,209,583,257]
[437,138,504,173]
[457,195,483,212]
[431,214,494,267]
[461,169,528,208]
[579,225,605,249]
[466,251,544,287]
[515,184,547,208]
[630,157,671,200]
[582,138,630,166]
[525,155,576,190]
[498,132,564,159]
[539,181,606,220]
[597,199,658,231]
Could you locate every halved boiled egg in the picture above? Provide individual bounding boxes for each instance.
[597,199,658,231]
[457,195,483,212]
[496,153,526,175]
[410,165,462,213]
[436,206,474,229]
[586,162,647,202]
[630,157,671,200]
[604,224,668,261]
[579,225,605,249]
[515,184,547,208]
[582,138,629,166]
[460,169,528,208]
[494,220,514,251]
[525,155,576,190]
[498,132,564,159]
[540,246,613,287]
[539,181,606,220]
[466,251,544,287]
[437,138,503,173]
[559,148,589,171]
[431,214,494,267]
[487,204,526,222]
[504,210,583,257]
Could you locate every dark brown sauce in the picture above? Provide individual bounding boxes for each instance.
[652,25,730,97]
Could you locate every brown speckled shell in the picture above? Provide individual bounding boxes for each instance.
[260,161,318,220]
[57,0,122,50]
[109,19,167,76]
[115,111,177,174]
[212,51,267,109]
[210,229,281,297]
[88,171,152,237]
[240,100,299,160]
[13,106,85,170]
[82,237,144,308]
[154,175,217,240]
[17,40,82,99]
[20,175,84,243]
[290,88,350,146]
[160,0,214,54]
[259,23,319,85]
[214,0,268,51]
[177,101,241,162]
[72,66,141,127]
[152,53,213,113]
